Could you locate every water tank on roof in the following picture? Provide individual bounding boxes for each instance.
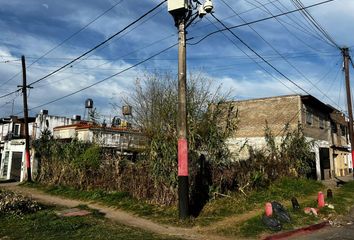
[73,115,81,121]
[85,98,94,109]
[41,109,48,115]
[112,116,121,127]
[122,105,132,116]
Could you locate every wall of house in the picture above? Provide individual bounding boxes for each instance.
[0,140,26,181]
[226,95,301,157]
[33,114,77,139]
[230,95,301,139]
[0,123,11,141]
[226,136,283,160]
[224,95,338,180]
[301,104,331,142]
[53,127,77,139]
[91,129,146,151]
[308,138,332,180]
[334,150,350,176]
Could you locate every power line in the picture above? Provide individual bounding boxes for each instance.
[27,43,177,112]
[310,57,342,90]
[245,0,329,52]
[28,0,166,87]
[210,12,345,113]
[0,0,124,88]
[204,16,298,94]
[0,0,167,99]
[271,0,326,41]
[291,0,340,49]
[72,7,166,67]
[0,59,21,64]
[210,12,309,94]
[33,33,176,89]
[224,0,343,110]
[19,8,167,90]
[188,0,335,46]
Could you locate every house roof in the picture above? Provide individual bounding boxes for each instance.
[300,95,334,113]
[53,121,142,134]
[227,94,338,114]
[228,94,299,103]
[0,116,36,124]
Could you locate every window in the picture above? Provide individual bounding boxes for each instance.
[340,125,346,136]
[306,111,313,125]
[319,118,324,129]
[331,121,337,133]
[1,151,9,177]
[13,124,20,137]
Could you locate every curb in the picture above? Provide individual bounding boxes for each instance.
[262,221,330,240]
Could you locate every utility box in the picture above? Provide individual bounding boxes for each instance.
[168,0,188,13]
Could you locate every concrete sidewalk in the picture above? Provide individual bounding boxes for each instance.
[321,174,353,188]
[288,207,354,240]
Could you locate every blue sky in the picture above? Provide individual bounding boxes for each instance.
[0,0,353,120]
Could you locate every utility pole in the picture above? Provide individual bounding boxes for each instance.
[177,15,189,220]
[342,48,354,178]
[19,55,32,182]
[168,0,214,219]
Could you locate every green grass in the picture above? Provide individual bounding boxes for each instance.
[214,179,354,238]
[196,177,323,225]
[23,183,185,226]
[22,177,325,229]
[0,208,181,240]
[325,180,354,214]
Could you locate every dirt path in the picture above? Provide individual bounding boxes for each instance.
[0,183,234,240]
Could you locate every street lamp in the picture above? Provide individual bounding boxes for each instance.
[167,0,214,220]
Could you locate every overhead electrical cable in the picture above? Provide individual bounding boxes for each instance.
[73,7,166,67]
[34,33,176,89]
[204,17,297,94]
[31,7,168,89]
[188,0,334,46]
[210,12,310,95]
[0,0,167,99]
[291,0,340,49]
[245,0,329,52]
[310,57,341,89]
[0,0,124,88]
[271,0,328,42]
[26,43,177,112]
[28,0,166,87]
[222,0,342,110]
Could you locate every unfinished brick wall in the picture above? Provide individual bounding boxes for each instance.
[230,95,301,138]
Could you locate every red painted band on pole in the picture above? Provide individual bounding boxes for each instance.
[25,150,30,168]
[351,150,354,162]
[178,138,188,176]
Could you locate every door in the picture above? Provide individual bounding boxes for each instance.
[319,148,330,180]
[10,152,23,181]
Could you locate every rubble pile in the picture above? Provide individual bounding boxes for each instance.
[0,189,41,215]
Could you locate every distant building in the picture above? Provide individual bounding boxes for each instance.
[0,116,35,181]
[0,111,79,182]
[225,95,352,180]
[53,122,146,153]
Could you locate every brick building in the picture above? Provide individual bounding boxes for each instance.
[226,95,352,180]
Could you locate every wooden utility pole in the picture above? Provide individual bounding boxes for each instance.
[168,0,214,219]
[177,16,189,219]
[20,55,32,182]
[342,48,354,178]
